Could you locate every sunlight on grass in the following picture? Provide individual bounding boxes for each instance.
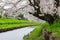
[0,18,40,29]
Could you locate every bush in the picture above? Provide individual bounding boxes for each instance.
[16,14,25,20]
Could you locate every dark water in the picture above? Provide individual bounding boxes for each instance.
[0,26,35,40]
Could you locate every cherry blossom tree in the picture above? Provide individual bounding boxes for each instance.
[28,0,59,24]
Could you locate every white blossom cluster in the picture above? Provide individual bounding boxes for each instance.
[0,0,60,22]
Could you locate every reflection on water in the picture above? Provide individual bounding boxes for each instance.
[0,26,35,40]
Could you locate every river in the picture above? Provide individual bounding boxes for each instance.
[0,26,35,40]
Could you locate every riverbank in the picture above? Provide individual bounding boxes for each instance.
[23,24,44,40]
[24,19,60,40]
[0,18,40,33]
[0,25,37,33]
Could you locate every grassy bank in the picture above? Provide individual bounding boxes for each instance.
[0,18,40,32]
[24,19,60,40]
[0,18,29,23]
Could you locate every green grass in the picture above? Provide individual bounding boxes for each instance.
[48,19,60,37]
[24,23,44,40]
[0,18,28,23]
[0,18,40,29]
[24,19,60,40]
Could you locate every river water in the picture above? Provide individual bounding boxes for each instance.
[0,26,35,40]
